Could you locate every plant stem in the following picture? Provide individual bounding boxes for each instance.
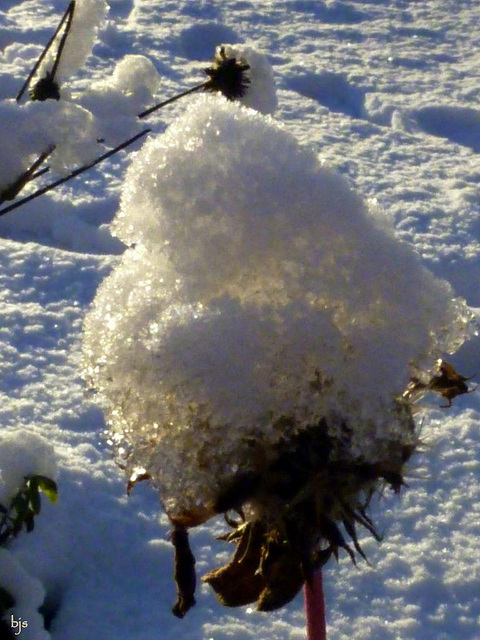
[304,570,327,640]
[0,147,55,205]
[29,166,50,182]
[50,0,76,81]
[0,129,150,218]
[138,81,209,119]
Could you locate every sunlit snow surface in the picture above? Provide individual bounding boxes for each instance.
[0,1,480,639]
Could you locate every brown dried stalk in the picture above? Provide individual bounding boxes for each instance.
[0,147,54,205]
[0,129,150,218]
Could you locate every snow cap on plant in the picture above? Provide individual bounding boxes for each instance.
[41,0,107,83]
[30,0,108,102]
[83,95,472,615]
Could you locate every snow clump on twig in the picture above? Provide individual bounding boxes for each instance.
[37,0,108,86]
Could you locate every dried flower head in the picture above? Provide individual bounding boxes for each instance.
[200,404,416,613]
[29,72,61,102]
[84,97,473,618]
[138,44,277,120]
[204,45,251,101]
[129,402,418,618]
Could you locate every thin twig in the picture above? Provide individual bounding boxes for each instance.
[29,167,50,182]
[16,0,75,102]
[138,81,209,119]
[0,146,55,205]
[0,129,151,218]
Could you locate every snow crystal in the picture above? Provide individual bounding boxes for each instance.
[37,0,108,84]
[84,96,470,520]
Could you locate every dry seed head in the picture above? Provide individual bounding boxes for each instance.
[83,97,472,615]
[29,72,61,102]
[204,45,251,101]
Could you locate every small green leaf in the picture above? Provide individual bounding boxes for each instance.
[29,491,41,515]
[11,518,23,537]
[27,476,38,491]
[27,479,41,515]
[11,494,28,519]
[33,476,58,504]
[24,512,35,533]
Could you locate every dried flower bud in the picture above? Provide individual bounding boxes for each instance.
[204,45,251,100]
[29,72,61,102]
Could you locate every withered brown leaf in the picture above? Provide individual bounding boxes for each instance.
[427,359,476,408]
[126,472,151,496]
[171,525,196,618]
[202,521,265,607]
[404,359,476,408]
[256,534,305,612]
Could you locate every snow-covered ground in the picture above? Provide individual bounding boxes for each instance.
[1,1,479,638]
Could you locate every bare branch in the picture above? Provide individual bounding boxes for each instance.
[138,81,208,119]
[0,146,55,205]
[0,129,151,218]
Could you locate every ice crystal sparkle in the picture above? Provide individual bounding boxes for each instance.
[83,96,472,616]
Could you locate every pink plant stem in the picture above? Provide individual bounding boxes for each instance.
[304,570,327,640]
